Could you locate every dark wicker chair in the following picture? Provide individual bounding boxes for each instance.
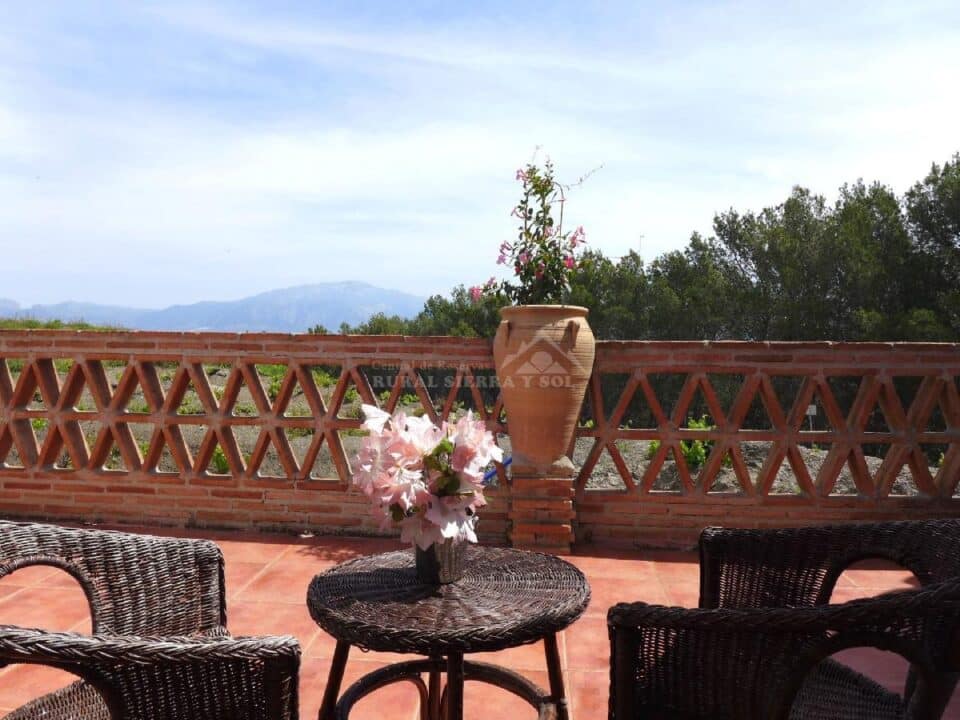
[608,519,960,720]
[0,520,300,719]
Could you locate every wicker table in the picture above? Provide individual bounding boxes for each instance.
[307,546,590,720]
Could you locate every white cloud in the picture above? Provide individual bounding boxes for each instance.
[1,1,958,308]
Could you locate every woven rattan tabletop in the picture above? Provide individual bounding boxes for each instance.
[307,546,590,656]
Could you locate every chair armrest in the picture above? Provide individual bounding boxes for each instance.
[0,626,300,720]
[608,584,960,720]
[614,582,960,634]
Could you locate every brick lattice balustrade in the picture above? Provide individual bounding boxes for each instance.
[0,331,958,548]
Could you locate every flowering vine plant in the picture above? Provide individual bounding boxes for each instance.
[352,405,503,549]
[471,158,589,305]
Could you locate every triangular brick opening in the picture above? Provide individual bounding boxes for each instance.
[299,433,340,481]
[769,375,808,424]
[922,398,948,433]
[816,446,876,497]
[825,376,862,423]
[891,376,924,420]
[705,445,749,496]
[102,431,130,471]
[307,365,342,407]
[287,425,319,471]
[0,425,23,468]
[356,365,398,412]
[577,441,630,492]
[258,435,284,479]
[142,432,181,474]
[2,358,25,389]
[206,440,233,476]
[255,364,289,405]
[280,375,315,418]
[646,374,689,425]
[222,368,261,418]
[154,362,181,397]
[470,369,501,418]
[706,373,745,421]
[763,446,807,496]
[414,367,453,417]
[109,366,149,415]
[916,443,947,494]
[202,363,232,405]
[886,453,925,498]
[17,365,47,412]
[616,374,659,430]
[643,442,686,494]
[125,423,156,467]
[674,379,715,427]
[739,385,777,431]
[805,383,844,434]
[156,439,181,474]
[596,373,628,427]
[433,368,473,420]
[166,371,205,416]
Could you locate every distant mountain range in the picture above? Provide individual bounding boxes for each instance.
[0,282,426,332]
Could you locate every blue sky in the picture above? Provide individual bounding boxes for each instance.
[1,1,958,308]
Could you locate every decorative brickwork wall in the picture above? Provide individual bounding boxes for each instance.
[1,331,958,548]
[577,341,960,546]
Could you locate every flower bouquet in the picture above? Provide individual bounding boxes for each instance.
[352,405,503,581]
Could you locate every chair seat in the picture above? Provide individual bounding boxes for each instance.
[789,659,906,720]
[6,680,110,720]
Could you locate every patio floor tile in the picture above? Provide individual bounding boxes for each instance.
[0,584,92,632]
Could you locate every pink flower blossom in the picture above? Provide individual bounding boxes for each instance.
[352,406,499,550]
[564,255,576,269]
[497,253,507,265]
[515,169,527,182]
[518,251,531,265]
[569,225,586,248]
[484,276,497,289]
[499,241,512,253]
[468,285,483,302]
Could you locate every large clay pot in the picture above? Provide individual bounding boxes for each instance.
[493,305,595,477]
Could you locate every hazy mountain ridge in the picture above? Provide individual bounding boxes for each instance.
[4,283,425,332]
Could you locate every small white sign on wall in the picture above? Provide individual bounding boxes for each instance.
[806,404,817,416]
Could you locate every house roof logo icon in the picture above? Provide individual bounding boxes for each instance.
[498,337,588,378]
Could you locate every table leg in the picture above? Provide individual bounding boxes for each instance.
[446,652,465,720]
[427,659,443,720]
[318,640,351,720]
[544,634,570,720]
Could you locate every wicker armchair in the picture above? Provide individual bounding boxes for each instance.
[0,520,300,719]
[608,519,960,720]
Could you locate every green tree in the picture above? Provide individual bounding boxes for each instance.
[905,154,960,336]
[313,151,960,344]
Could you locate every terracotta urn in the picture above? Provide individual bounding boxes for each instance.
[492,305,595,477]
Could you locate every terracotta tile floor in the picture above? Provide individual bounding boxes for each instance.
[0,526,957,719]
